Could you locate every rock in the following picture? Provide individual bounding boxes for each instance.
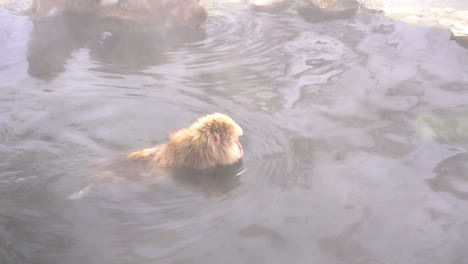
[450,23,468,49]
[357,1,468,49]
[249,0,293,14]
[452,35,468,49]
[296,0,359,22]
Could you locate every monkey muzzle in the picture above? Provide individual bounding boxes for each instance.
[236,138,243,157]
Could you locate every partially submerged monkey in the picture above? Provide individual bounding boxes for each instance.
[27,0,208,30]
[68,113,244,199]
[128,113,244,170]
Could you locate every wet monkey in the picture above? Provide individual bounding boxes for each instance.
[27,0,207,29]
[166,0,208,29]
[67,113,244,199]
[128,113,244,170]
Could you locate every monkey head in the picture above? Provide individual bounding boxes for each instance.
[175,113,243,169]
[169,3,207,29]
[194,113,244,164]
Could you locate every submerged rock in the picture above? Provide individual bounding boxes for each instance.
[249,0,359,21]
[0,242,25,264]
[296,0,359,22]
[428,153,468,200]
[249,0,293,14]
[416,113,468,142]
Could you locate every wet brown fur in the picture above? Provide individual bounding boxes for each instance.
[128,113,243,170]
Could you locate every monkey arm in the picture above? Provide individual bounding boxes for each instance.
[127,147,157,160]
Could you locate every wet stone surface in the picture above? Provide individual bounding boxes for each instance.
[296,0,359,22]
[359,0,468,48]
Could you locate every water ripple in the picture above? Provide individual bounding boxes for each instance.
[170,4,298,77]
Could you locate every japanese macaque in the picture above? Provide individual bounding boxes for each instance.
[166,0,207,29]
[67,113,244,200]
[27,0,207,29]
[26,0,105,19]
[128,113,244,170]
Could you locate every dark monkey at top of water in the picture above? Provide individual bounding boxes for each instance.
[27,0,208,29]
[128,113,244,170]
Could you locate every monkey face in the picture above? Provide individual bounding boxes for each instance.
[210,118,243,166]
[211,131,243,166]
[234,124,243,160]
[172,4,207,29]
[186,5,207,29]
[230,137,243,160]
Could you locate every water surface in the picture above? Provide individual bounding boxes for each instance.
[1,1,468,264]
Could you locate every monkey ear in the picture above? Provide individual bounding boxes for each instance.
[212,133,220,145]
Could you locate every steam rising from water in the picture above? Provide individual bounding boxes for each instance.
[1,0,468,263]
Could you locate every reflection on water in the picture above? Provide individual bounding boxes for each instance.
[71,155,245,200]
[1,0,468,264]
[0,241,25,264]
[27,13,206,80]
